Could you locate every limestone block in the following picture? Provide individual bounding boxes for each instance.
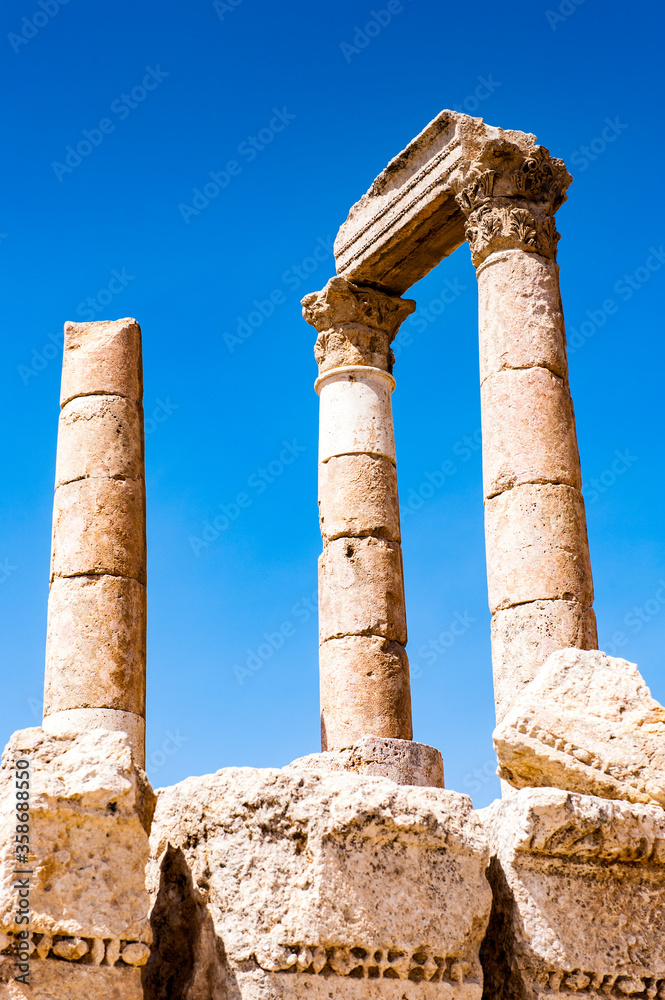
[42,708,145,770]
[302,276,416,341]
[494,648,665,807]
[319,636,412,748]
[318,368,396,464]
[319,537,406,643]
[145,767,492,999]
[287,736,444,788]
[55,395,144,488]
[485,483,593,613]
[60,318,142,406]
[481,367,581,498]
[319,454,401,542]
[477,250,568,383]
[0,728,154,949]
[0,957,143,1000]
[44,575,146,717]
[491,600,597,723]
[50,477,146,584]
[481,787,665,1000]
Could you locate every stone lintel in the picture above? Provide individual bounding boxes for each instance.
[334,110,569,292]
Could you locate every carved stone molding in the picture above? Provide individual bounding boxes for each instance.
[455,141,571,266]
[302,276,415,374]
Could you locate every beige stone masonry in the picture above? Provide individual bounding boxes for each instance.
[485,483,594,613]
[44,318,146,766]
[481,787,665,1000]
[494,648,665,806]
[303,278,417,760]
[54,394,144,488]
[0,728,154,999]
[319,637,412,747]
[318,454,401,542]
[491,600,598,723]
[288,736,443,788]
[481,367,581,498]
[146,767,491,999]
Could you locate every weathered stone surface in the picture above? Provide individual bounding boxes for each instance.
[60,318,142,406]
[335,111,569,292]
[287,736,444,788]
[44,575,146,717]
[491,599,597,722]
[50,477,146,584]
[477,250,568,383]
[0,957,143,999]
[494,648,665,807]
[485,483,593,612]
[317,367,397,464]
[146,767,491,999]
[42,709,145,769]
[0,729,154,945]
[55,394,144,488]
[481,367,581,498]
[319,636,412,748]
[319,454,400,542]
[319,537,407,643]
[480,787,665,1000]
[302,277,416,350]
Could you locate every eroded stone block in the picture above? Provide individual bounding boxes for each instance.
[319,454,401,542]
[319,537,407,643]
[287,736,443,788]
[485,483,593,612]
[481,367,581,498]
[60,319,142,406]
[494,648,665,807]
[0,728,154,995]
[44,575,146,718]
[50,477,146,584]
[477,250,568,383]
[146,767,491,1000]
[55,395,144,488]
[491,600,597,723]
[319,636,412,748]
[481,787,665,1000]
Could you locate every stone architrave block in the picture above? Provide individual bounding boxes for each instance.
[60,319,142,406]
[55,395,144,488]
[145,767,492,1000]
[319,635,412,748]
[0,728,154,993]
[481,787,665,1000]
[44,575,147,718]
[477,251,568,383]
[319,454,401,542]
[481,367,581,498]
[50,477,146,584]
[319,536,407,643]
[491,600,597,723]
[494,648,665,807]
[485,483,593,613]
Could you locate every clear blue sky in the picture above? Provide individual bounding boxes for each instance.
[1,0,663,807]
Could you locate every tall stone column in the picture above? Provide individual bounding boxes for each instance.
[302,278,415,752]
[455,145,598,724]
[42,318,147,766]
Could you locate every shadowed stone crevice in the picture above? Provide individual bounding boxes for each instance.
[143,844,239,1000]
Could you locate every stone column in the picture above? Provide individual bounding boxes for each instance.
[456,146,598,724]
[42,318,147,766]
[302,277,415,752]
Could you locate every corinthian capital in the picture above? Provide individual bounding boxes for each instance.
[455,140,572,266]
[302,277,415,374]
